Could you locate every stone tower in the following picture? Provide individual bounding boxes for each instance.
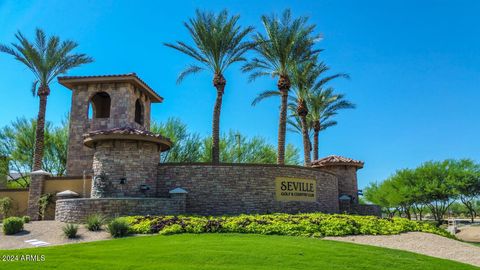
[59,73,172,198]
[59,73,165,176]
[311,155,364,204]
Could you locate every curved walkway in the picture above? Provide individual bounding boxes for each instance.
[325,232,480,267]
[0,221,110,249]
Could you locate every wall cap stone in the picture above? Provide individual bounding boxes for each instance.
[56,190,79,198]
[169,187,188,194]
[159,162,337,177]
[30,170,52,176]
[56,197,173,202]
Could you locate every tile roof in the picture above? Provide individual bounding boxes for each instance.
[58,73,163,102]
[311,155,364,168]
[83,127,172,143]
[82,127,172,152]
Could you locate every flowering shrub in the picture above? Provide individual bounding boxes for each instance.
[123,213,452,238]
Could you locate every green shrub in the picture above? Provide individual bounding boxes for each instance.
[159,224,184,235]
[0,197,13,218]
[123,213,452,238]
[62,224,78,239]
[86,214,105,231]
[107,218,130,238]
[2,217,24,235]
[22,216,31,223]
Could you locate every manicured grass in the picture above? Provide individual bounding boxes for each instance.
[0,234,477,270]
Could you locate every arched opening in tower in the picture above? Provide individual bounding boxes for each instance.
[135,99,144,125]
[89,92,111,119]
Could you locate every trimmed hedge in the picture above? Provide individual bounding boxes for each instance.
[122,213,452,238]
[2,217,24,235]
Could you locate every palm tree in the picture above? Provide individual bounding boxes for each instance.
[164,10,253,164]
[0,29,93,171]
[308,88,355,160]
[288,58,324,165]
[287,62,354,163]
[243,9,319,165]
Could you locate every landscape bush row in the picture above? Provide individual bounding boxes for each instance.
[1,213,452,238]
[120,213,452,238]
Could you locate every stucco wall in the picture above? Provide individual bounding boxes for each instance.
[0,188,29,219]
[44,177,92,197]
[157,163,339,216]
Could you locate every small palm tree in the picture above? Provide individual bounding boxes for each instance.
[287,62,353,163]
[288,58,324,165]
[164,9,253,164]
[244,9,319,165]
[308,88,355,161]
[0,29,93,171]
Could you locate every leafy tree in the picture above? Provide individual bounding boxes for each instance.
[364,182,398,217]
[415,160,459,223]
[151,118,203,163]
[43,118,68,175]
[244,9,319,165]
[0,29,92,170]
[0,118,68,187]
[200,131,300,165]
[449,159,480,222]
[164,10,253,164]
[151,118,300,165]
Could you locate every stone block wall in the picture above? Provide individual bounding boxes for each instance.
[67,82,152,176]
[92,140,159,197]
[321,165,359,201]
[55,197,185,223]
[157,163,339,216]
[27,170,50,220]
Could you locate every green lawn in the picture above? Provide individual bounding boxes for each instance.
[0,234,477,270]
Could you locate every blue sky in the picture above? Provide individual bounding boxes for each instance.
[1,0,479,189]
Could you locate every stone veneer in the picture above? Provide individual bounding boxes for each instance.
[55,196,186,223]
[27,170,51,220]
[321,165,359,201]
[92,140,159,197]
[157,163,339,215]
[66,82,152,176]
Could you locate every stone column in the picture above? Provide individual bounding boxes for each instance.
[27,170,51,220]
[169,188,188,214]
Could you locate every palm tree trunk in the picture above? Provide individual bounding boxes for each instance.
[277,75,290,165]
[313,121,321,161]
[300,114,311,166]
[33,86,50,171]
[313,129,319,161]
[212,74,226,164]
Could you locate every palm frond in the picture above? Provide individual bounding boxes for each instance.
[251,90,281,106]
[1,29,93,93]
[177,65,204,84]
[165,9,254,84]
